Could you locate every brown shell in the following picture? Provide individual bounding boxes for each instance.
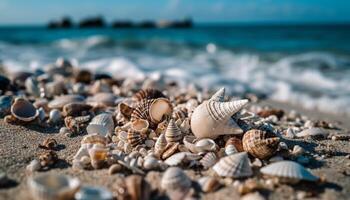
[132,89,166,102]
[242,129,280,160]
[119,102,134,119]
[62,102,92,117]
[125,175,151,200]
[225,137,244,152]
[161,142,179,160]
[127,130,145,148]
[38,138,58,150]
[38,150,58,167]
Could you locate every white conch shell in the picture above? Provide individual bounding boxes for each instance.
[86,113,114,136]
[209,87,225,102]
[212,152,253,178]
[190,99,248,139]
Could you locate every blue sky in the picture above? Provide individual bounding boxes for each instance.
[0,0,350,24]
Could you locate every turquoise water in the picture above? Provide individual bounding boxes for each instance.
[0,24,350,114]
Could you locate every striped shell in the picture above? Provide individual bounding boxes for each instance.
[127,130,145,148]
[165,119,183,143]
[132,88,166,101]
[225,137,244,152]
[161,167,191,191]
[198,176,221,193]
[172,107,188,121]
[260,161,318,183]
[161,142,180,160]
[212,152,253,178]
[11,98,39,122]
[154,133,167,156]
[200,152,218,169]
[209,87,225,102]
[242,129,280,160]
[131,98,173,128]
[190,100,247,139]
[225,145,238,156]
[81,134,107,146]
[131,119,149,134]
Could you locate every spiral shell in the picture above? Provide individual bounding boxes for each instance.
[209,87,225,102]
[132,88,166,101]
[11,98,39,122]
[161,167,191,192]
[165,119,183,143]
[190,99,248,139]
[200,152,218,169]
[242,129,280,160]
[212,152,253,178]
[154,133,167,156]
[127,130,144,148]
[131,98,173,128]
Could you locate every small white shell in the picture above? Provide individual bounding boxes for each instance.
[164,152,201,166]
[87,113,114,136]
[225,144,238,156]
[199,152,218,169]
[25,77,41,97]
[183,136,217,153]
[296,128,328,138]
[260,161,318,183]
[28,173,80,200]
[212,152,253,178]
[161,167,191,192]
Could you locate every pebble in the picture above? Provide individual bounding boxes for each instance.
[109,164,123,175]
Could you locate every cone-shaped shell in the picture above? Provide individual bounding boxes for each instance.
[191,100,248,139]
[86,113,114,137]
[131,98,173,128]
[161,167,191,191]
[242,129,280,160]
[28,173,80,200]
[127,130,144,148]
[132,88,166,102]
[209,87,225,102]
[165,119,183,143]
[200,152,218,169]
[154,133,167,156]
[260,161,318,183]
[11,98,39,122]
[212,152,253,178]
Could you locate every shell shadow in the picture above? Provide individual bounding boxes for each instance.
[25,124,60,134]
[294,181,342,194]
[40,159,71,171]
[0,178,18,189]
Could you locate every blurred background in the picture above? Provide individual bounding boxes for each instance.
[0,0,350,115]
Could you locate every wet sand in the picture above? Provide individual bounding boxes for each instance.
[0,101,349,200]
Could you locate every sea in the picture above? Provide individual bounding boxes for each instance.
[0,24,350,115]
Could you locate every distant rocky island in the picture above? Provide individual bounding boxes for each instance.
[48,16,193,29]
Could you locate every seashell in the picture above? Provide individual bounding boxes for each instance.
[86,113,114,136]
[26,159,41,173]
[172,107,188,121]
[190,100,248,139]
[284,128,295,139]
[131,98,173,128]
[81,134,107,146]
[164,152,201,166]
[225,145,238,156]
[295,128,329,139]
[39,150,58,167]
[165,119,183,143]
[143,156,161,170]
[11,98,39,122]
[225,137,244,152]
[183,136,217,153]
[86,93,117,107]
[109,164,123,175]
[75,186,113,200]
[154,133,167,156]
[209,87,225,102]
[155,120,168,135]
[132,88,166,101]
[242,129,280,160]
[161,142,180,160]
[161,167,191,192]
[25,77,41,97]
[131,119,149,134]
[72,83,86,95]
[45,81,67,97]
[39,138,58,150]
[49,109,62,124]
[144,140,155,148]
[118,160,145,175]
[0,96,12,117]
[88,145,108,169]
[62,103,92,117]
[127,130,144,148]
[212,152,253,178]
[48,95,85,109]
[179,118,191,134]
[198,176,221,193]
[260,161,319,183]
[118,102,134,119]
[28,173,80,200]
[125,175,151,200]
[199,152,218,169]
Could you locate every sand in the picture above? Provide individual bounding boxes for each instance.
[0,101,349,200]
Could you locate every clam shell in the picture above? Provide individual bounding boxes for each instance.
[242,129,280,160]
[87,113,114,136]
[132,88,166,101]
[28,173,80,200]
[86,93,117,107]
[75,186,113,200]
[118,102,134,119]
[200,152,218,169]
[209,87,225,102]
[131,119,149,134]
[154,133,167,156]
[296,128,329,139]
[127,130,144,148]
[11,98,39,122]
[260,161,318,183]
[48,95,85,109]
[190,100,247,139]
[164,152,201,166]
[198,176,221,193]
[131,98,173,128]
[165,119,183,143]
[161,167,191,192]
[212,152,253,178]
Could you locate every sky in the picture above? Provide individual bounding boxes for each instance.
[0,0,350,25]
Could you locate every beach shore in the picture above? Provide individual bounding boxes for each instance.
[0,100,349,200]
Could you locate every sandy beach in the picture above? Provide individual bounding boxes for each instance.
[0,98,349,200]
